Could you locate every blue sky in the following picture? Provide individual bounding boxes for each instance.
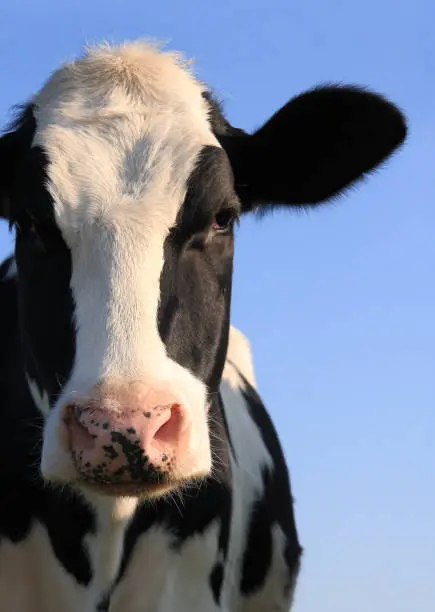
[0,1,433,610]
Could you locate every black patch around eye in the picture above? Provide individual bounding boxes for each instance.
[10,144,65,253]
[180,145,240,234]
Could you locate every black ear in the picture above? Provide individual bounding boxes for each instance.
[0,104,36,220]
[221,85,407,213]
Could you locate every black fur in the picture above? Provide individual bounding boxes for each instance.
[205,85,407,212]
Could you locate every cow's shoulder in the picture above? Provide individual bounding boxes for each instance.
[220,327,302,610]
[222,325,256,391]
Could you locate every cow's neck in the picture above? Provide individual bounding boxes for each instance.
[82,493,139,601]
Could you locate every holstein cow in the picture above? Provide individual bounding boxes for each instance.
[0,42,406,612]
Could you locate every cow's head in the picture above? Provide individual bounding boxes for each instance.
[0,42,406,497]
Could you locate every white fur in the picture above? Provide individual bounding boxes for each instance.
[110,522,223,611]
[3,258,17,280]
[84,494,138,606]
[25,373,50,417]
[29,42,221,485]
[239,524,295,612]
[223,326,257,391]
[0,522,88,612]
[218,378,274,610]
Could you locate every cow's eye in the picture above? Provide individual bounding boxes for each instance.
[212,208,239,232]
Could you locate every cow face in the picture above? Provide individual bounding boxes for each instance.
[0,42,407,497]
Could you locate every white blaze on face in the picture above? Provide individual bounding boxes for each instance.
[30,42,221,483]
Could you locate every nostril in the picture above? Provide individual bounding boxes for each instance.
[153,403,183,445]
[64,405,96,451]
[63,403,84,428]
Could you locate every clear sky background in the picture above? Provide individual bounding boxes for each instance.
[0,2,433,611]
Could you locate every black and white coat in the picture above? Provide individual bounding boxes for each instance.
[0,41,406,612]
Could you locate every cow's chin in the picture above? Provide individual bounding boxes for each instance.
[67,443,212,500]
[43,466,209,500]
[42,453,211,500]
[41,448,212,500]
[77,477,177,499]
[66,469,213,500]
[76,472,209,499]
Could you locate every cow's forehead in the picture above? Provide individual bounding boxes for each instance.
[30,41,220,234]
